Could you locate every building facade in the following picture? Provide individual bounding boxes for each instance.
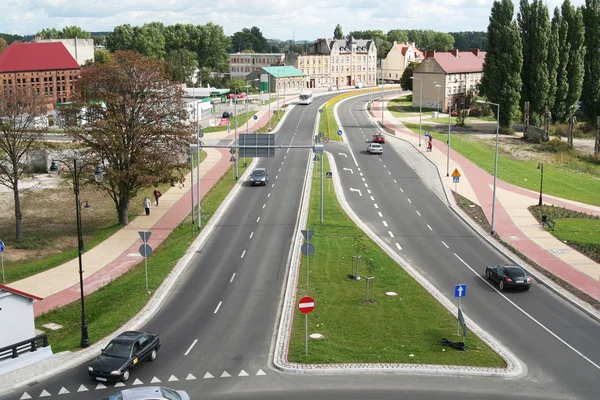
[382,41,424,83]
[245,66,307,94]
[33,37,95,65]
[229,53,285,79]
[0,42,80,107]
[412,49,486,112]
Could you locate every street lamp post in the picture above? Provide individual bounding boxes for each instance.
[410,76,423,146]
[234,88,239,180]
[434,82,442,113]
[477,99,500,234]
[447,101,452,177]
[538,163,544,207]
[380,59,385,127]
[49,159,104,348]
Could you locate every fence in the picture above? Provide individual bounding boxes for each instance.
[0,334,49,362]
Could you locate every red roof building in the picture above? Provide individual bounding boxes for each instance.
[382,42,424,83]
[0,42,81,107]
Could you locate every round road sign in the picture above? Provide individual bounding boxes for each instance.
[139,244,153,257]
[301,242,315,256]
[337,129,343,136]
[0,239,4,253]
[253,115,258,120]
[298,296,315,314]
[323,137,330,144]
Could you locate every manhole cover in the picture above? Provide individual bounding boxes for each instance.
[509,236,520,241]
[309,333,324,339]
[42,323,63,331]
[551,249,564,254]
[385,292,398,296]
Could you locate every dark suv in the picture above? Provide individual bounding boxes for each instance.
[250,168,268,186]
[222,111,234,118]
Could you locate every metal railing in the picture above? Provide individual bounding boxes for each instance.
[0,334,49,362]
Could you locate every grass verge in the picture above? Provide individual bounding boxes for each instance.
[202,112,257,133]
[255,110,285,133]
[35,160,248,352]
[287,156,506,367]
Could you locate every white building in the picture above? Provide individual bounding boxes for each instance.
[33,37,95,65]
[229,53,285,79]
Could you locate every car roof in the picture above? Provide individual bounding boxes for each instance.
[252,168,267,172]
[371,143,382,146]
[113,331,148,343]
[119,386,167,400]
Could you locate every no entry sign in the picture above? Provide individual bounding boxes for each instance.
[298,296,315,314]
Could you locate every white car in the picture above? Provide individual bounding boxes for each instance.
[328,86,338,91]
[367,143,383,154]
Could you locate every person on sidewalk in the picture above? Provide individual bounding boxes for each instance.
[427,139,433,152]
[153,188,162,206]
[143,197,151,216]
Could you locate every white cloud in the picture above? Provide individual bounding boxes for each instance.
[1,0,587,39]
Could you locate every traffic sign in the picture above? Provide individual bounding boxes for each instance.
[198,131,204,139]
[139,244,152,257]
[337,130,343,136]
[253,115,258,120]
[326,172,333,178]
[138,231,152,243]
[454,284,467,298]
[230,155,236,162]
[425,131,430,136]
[323,137,330,144]
[229,148,236,154]
[451,168,461,178]
[0,240,4,253]
[301,230,315,241]
[453,176,459,183]
[301,242,315,256]
[298,296,315,314]
[458,307,468,338]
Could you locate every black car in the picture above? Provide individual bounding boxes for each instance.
[88,331,161,382]
[250,168,268,186]
[485,265,532,291]
[222,111,234,118]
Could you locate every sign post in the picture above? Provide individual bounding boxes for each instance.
[301,230,315,290]
[454,284,467,336]
[298,296,315,356]
[0,239,5,283]
[326,171,332,192]
[451,168,461,194]
[139,232,153,294]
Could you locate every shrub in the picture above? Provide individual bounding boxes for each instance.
[538,137,574,154]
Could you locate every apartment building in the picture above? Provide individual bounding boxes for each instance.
[0,42,80,107]
[382,41,424,83]
[229,53,285,79]
[412,49,486,112]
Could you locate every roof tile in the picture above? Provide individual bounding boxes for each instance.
[0,42,80,73]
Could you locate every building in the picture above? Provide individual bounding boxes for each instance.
[382,41,424,83]
[411,49,486,112]
[245,66,307,94]
[297,39,331,88]
[229,53,285,79]
[32,37,95,65]
[0,42,81,107]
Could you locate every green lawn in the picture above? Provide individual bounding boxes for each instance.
[36,160,249,352]
[388,96,436,118]
[403,122,600,207]
[255,110,284,133]
[554,219,600,246]
[287,156,505,367]
[202,112,257,133]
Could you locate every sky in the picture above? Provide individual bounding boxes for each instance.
[1,0,587,40]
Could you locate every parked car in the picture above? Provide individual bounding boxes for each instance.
[250,168,268,186]
[355,82,364,89]
[328,86,338,91]
[222,111,234,119]
[485,265,532,291]
[451,110,459,116]
[226,93,236,99]
[367,143,383,155]
[88,331,161,382]
[237,92,247,99]
[102,387,190,400]
[372,134,385,144]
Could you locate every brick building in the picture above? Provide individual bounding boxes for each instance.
[0,42,81,108]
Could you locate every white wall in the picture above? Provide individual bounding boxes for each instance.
[38,38,94,65]
[0,293,36,348]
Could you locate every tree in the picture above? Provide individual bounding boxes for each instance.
[581,0,600,123]
[131,23,166,60]
[406,30,454,51]
[518,0,551,126]
[165,49,198,84]
[250,27,268,53]
[562,0,586,117]
[37,28,61,39]
[387,29,409,44]
[333,24,344,39]
[106,24,135,52]
[547,8,560,112]
[480,0,523,129]
[450,31,488,50]
[61,26,91,38]
[231,30,257,52]
[195,23,231,71]
[0,88,47,241]
[400,62,420,91]
[71,51,194,225]
[551,7,571,122]
[0,38,7,54]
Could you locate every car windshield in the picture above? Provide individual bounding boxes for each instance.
[160,388,182,400]
[372,144,382,148]
[103,394,123,400]
[252,170,265,176]
[103,341,132,358]
[505,266,525,278]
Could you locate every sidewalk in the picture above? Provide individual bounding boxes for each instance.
[9,97,294,316]
[371,95,600,302]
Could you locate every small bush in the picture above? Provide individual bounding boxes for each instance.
[538,137,574,154]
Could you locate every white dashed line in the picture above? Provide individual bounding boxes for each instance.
[262,204,266,209]
[214,301,222,314]
[287,148,290,153]
[400,188,404,192]
[427,225,433,231]
[241,250,246,258]
[370,196,375,201]
[230,273,236,282]
[388,231,395,238]
[267,193,271,198]
[374,204,379,209]
[388,171,391,175]
[383,165,387,168]
[416,211,421,216]
[360,172,363,176]
[276,175,279,179]
[249,232,254,239]
[442,241,449,248]
[279,168,281,172]
[395,243,402,250]
[394,180,398,184]
[365,183,369,188]
[378,212,383,217]
[367,189,372,194]
[257,217,261,222]
[184,339,198,356]
[271,184,275,188]
[362,177,366,182]
[383,221,388,227]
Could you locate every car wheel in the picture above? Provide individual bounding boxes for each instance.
[485,270,491,280]
[122,370,130,382]
[523,286,530,291]
[498,280,504,291]
[149,348,157,361]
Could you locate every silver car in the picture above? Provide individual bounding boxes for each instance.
[250,168,269,186]
[102,386,190,400]
[367,143,383,154]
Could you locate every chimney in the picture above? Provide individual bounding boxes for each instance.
[469,48,481,57]
[425,50,436,58]
[451,49,460,57]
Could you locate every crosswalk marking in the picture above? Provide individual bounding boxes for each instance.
[203,372,214,379]
[77,385,88,392]
[95,383,107,390]
[151,377,161,383]
[58,388,70,395]
[168,375,179,382]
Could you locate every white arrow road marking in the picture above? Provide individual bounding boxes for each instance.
[395,243,402,250]
[221,371,231,378]
[339,153,348,157]
[343,168,354,174]
[214,301,222,314]
[256,369,267,376]
[114,383,125,387]
[186,373,197,380]
[151,376,162,383]
[95,383,107,390]
[168,375,179,382]
[39,390,51,397]
[239,370,249,376]
[388,231,395,238]
[184,339,198,355]
[442,241,449,248]
[58,388,70,395]
[77,385,89,392]
[132,378,143,385]
[19,393,32,399]
[350,188,362,196]
[203,372,214,379]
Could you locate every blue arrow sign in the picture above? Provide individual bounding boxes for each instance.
[0,240,4,253]
[337,130,343,136]
[453,176,460,183]
[253,115,258,120]
[454,284,467,298]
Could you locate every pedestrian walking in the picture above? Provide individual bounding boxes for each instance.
[153,188,162,206]
[143,197,151,216]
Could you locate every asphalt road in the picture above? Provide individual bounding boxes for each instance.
[330,93,600,398]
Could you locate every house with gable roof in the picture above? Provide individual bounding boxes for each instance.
[382,41,424,83]
[412,49,486,112]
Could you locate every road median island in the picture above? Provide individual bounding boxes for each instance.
[35,161,251,352]
[286,155,507,369]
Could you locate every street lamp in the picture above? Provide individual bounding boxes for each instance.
[49,159,104,348]
[476,99,500,235]
[538,163,544,207]
[434,82,442,113]
[410,76,423,146]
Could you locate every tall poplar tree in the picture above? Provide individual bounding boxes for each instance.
[518,0,550,126]
[480,0,523,129]
[562,0,586,118]
[547,8,560,111]
[581,0,600,123]
[552,7,571,122]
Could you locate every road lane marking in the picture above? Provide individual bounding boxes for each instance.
[442,241,449,248]
[395,243,402,250]
[374,204,379,209]
[360,172,363,176]
[287,148,290,153]
[453,253,600,371]
[362,177,366,181]
[383,221,388,227]
[214,301,222,314]
[365,183,369,187]
[262,204,266,209]
[249,232,254,239]
[268,193,271,198]
[184,339,198,356]
[230,273,236,282]
[407,198,412,203]
[427,225,433,231]
[370,196,375,201]
[367,189,372,194]
[383,165,386,168]
[388,231,395,238]
[276,175,278,179]
[416,211,421,216]
[400,188,404,192]
[394,180,398,183]
[241,250,246,258]
[279,168,281,172]
[271,184,275,188]
[378,212,383,217]
[388,171,391,175]
[257,217,261,222]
